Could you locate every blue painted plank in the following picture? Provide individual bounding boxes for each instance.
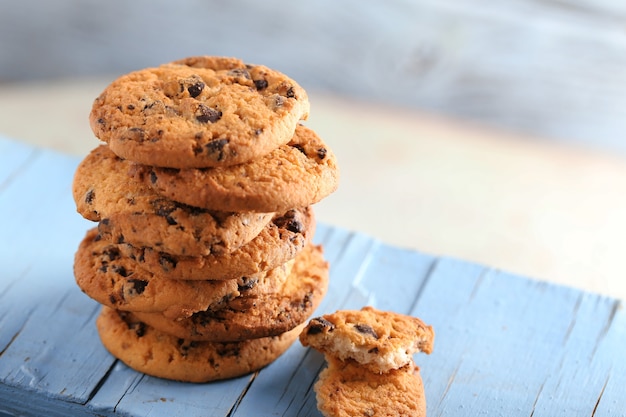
[585,299,626,417]
[530,294,623,416]
[0,136,39,190]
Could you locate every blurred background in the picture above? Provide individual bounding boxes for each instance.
[2,0,626,299]
[2,0,626,150]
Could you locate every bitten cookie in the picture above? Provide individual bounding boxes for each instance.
[315,356,427,417]
[119,207,315,281]
[132,244,329,342]
[74,228,292,319]
[90,56,310,169]
[72,145,273,256]
[300,306,434,373]
[96,306,304,382]
[140,124,339,213]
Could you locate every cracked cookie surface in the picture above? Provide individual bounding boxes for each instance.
[90,56,310,169]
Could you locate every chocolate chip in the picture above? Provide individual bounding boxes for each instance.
[274,211,304,234]
[187,81,205,98]
[149,170,158,184]
[159,253,177,271]
[276,82,296,99]
[111,265,129,277]
[85,189,95,204]
[354,323,378,339]
[254,79,268,90]
[123,127,146,142]
[228,68,251,80]
[128,279,148,294]
[196,104,222,123]
[102,247,121,262]
[317,147,327,160]
[153,199,178,225]
[131,322,146,337]
[238,276,258,292]
[205,138,229,161]
[178,340,199,357]
[291,143,306,155]
[216,344,240,357]
[306,317,335,335]
[127,104,135,110]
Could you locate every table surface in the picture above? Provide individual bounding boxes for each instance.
[0,136,624,416]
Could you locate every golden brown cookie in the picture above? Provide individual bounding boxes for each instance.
[140,124,339,213]
[314,356,427,417]
[72,145,273,256]
[96,306,304,382]
[90,56,310,169]
[300,306,434,373]
[119,207,315,281]
[74,228,292,319]
[132,244,329,342]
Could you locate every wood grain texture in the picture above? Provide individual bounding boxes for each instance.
[1,0,626,150]
[0,136,624,416]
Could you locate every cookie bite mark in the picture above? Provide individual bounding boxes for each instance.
[299,306,434,374]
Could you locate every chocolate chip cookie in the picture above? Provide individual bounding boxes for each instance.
[314,356,427,417]
[74,228,292,319]
[119,207,315,281]
[300,306,434,373]
[90,56,310,169]
[140,124,339,213]
[132,244,329,342]
[96,306,304,382]
[72,145,273,256]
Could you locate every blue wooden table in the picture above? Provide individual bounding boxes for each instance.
[0,135,624,416]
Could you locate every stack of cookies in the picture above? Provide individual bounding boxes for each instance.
[300,307,434,417]
[72,56,339,382]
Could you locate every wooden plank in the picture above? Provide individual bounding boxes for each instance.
[0,140,624,416]
[0,137,39,189]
